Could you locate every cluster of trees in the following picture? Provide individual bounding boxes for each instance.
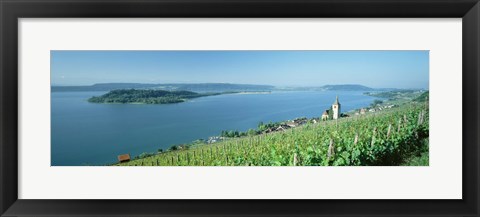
[370,99,384,107]
[220,121,283,138]
[88,89,217,104]
[159,139,207,153]
[257,121,281,132]
[220,130,248,138]
[222,121,287,138]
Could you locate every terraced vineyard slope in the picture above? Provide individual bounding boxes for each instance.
[117,104,428,166]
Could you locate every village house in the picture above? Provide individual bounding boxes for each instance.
[286,121,297,128]
[207,136,225,144]
[360,108,366,115]
[276,125,288,131]
[117,154,131,163]
[321,110,329,121]
[293,117,308,125]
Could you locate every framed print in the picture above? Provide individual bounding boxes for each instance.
[1,0,479,216]
[49,50,430,167]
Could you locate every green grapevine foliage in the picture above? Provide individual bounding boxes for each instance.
[117,104,428,166]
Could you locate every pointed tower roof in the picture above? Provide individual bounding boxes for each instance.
[333,96,340,105]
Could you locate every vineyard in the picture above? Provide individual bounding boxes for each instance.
[117,104,429,166]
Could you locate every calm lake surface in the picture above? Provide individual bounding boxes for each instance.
[51,91,378,166]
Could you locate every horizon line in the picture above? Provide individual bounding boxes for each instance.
[50,82,428,90]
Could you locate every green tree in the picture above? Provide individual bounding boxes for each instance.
[247,129,258,136]
[371,99,383,107]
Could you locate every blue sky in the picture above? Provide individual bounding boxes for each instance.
[51,50,429,89]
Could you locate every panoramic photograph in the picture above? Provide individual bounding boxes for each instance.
[51,50,429,166]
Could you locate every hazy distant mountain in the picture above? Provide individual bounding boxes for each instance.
[51,83,391,93]
[51,83,275,93]
[274,84,376,91]
[51,83,159,92]
[320,84,374,91]
[161,83,275,92]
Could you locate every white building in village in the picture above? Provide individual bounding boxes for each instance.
[321,110,329,121]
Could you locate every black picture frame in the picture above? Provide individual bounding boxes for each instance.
[1,0,479,216]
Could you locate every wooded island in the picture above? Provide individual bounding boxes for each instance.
[88,89,229,104]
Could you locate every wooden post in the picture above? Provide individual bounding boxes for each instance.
[327,139,335,160]
[417,111,422,125]
[425,96,428,110]
[387,124,392,139]
[293,153,298,166]
[371,127,377,147]
[420,111,423,125]
[354,133,358,145]
[397,119,402,132]
[421,110,426,125]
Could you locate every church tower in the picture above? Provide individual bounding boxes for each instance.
[332,96,341,120]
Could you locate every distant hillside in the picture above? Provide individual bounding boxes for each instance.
[52,83,275,93]
[320,84,374,91]
[273,84,376,91]
[51,83,159,92]
[413,91,429,102]
[162,83,275,92]
[365,90,427,101]
[52,83,385,93]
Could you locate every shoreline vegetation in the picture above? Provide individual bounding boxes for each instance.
[87,89,249,104]
[111,90,429,166]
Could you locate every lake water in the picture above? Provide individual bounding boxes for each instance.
[51,91,378,166]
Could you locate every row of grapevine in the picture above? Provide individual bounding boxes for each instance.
[117,104,429,166]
